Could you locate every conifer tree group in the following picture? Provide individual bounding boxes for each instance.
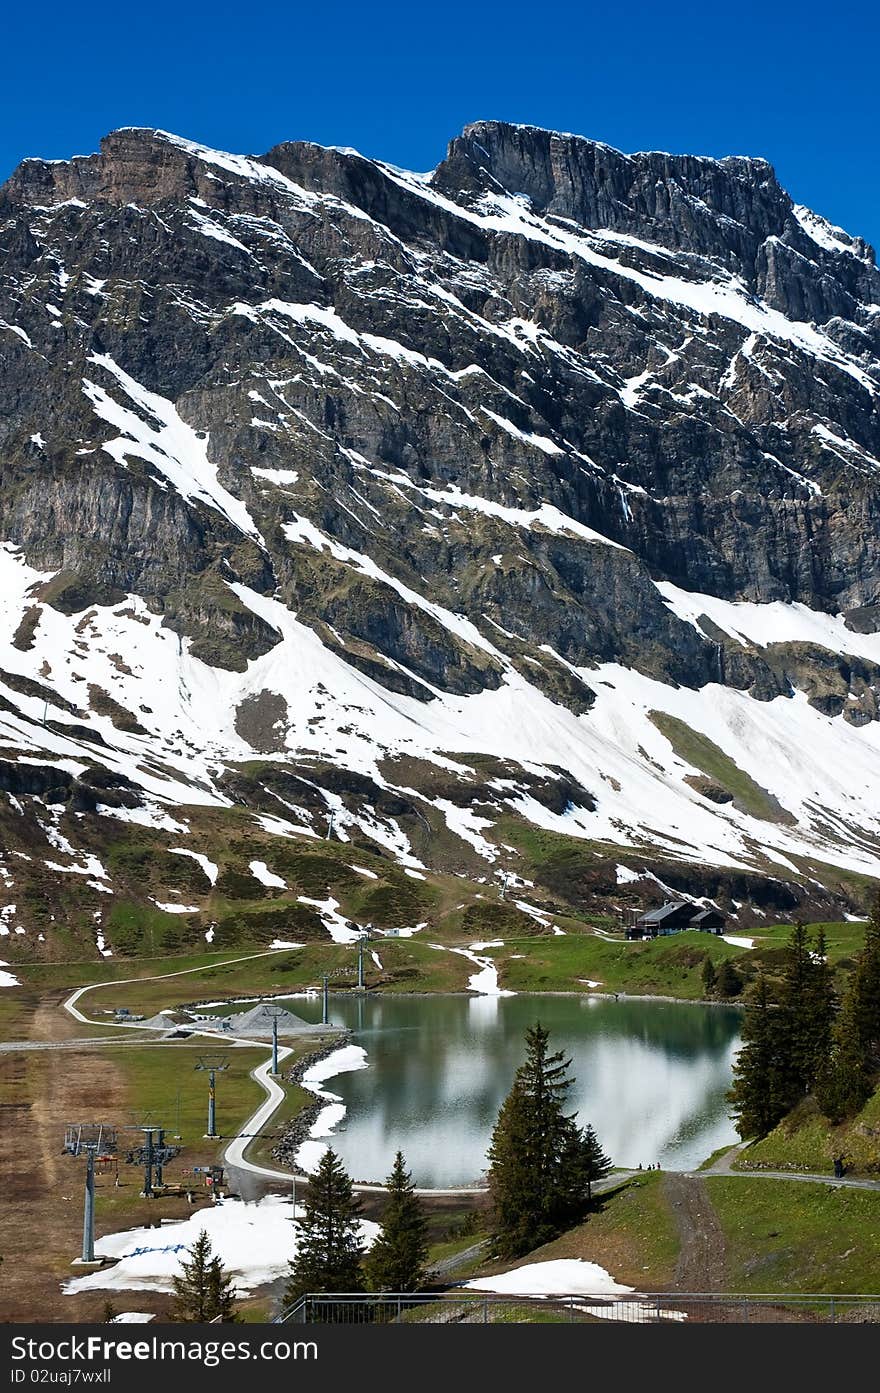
[701,954,742,1000]
[283,1146,430,1309]
[715,959,744,999]
[729,907,880,1139]
[487,1023,611,1259]
[817,900,880,1121]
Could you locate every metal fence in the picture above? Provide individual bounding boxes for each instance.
[276,1292,880,1325]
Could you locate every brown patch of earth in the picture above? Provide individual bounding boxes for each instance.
[663,1172,726,1292]
[0,1023,218,1323]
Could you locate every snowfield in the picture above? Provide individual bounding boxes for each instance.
[465,1257,633,1296]
[62,1193,378,1297]
[447,945,513,997]
[4,536,880,891]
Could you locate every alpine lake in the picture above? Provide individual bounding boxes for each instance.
[288,992,742,1187]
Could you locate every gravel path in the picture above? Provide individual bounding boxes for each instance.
[663,1173,727,1291]
[696,1143,880,1191]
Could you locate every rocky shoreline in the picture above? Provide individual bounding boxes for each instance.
[270,1033,351,1169]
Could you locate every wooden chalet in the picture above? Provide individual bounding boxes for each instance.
[625,899,726,940]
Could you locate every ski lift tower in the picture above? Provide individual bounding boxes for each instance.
[123,1124,182,1197]
[63,1123,118,1265]
[195,1055,229,1138]
[320,966,357,1024]
[264,1006,287,1076]
[356,925,374,991]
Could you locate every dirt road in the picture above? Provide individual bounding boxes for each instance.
[663,1172,727,1291]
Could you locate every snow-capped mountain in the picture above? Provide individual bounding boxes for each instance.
[2,120,880,956]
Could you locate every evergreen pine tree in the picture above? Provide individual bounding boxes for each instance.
[715,960,742,999]
[487,1022,610,1258]
[284,1148,365,1305]
[728,973,785,1139]
[206,1255,240,1322]
[817,902,880,1121]
[701,955,717,997]
[579,1122,613,1202]
[364,1151,429,1292]
[850,897,880,1071]
[170,1229,239,1323]
[554,1117,592,1221]
[777,922,823,1102]
[816,990,873,1122]
[485,1076,537,1258]
[804,928,835,1080]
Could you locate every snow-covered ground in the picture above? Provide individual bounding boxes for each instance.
[464,1258,687,1322]
[5,439,880,896]
[445,944,513,996]
[295,1044,369,1172]
[169,848,218,884]
[296,895,360,943]
[466,1258,633,1297]
[83,353,262,543]
[63,1193,378,1297]
[657,580,880,664]
[250,860,287,888]
[0,960,20,987]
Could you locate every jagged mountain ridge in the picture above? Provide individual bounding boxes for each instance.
[2,119,880,956]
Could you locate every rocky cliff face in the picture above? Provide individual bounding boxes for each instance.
[2,121,880,955]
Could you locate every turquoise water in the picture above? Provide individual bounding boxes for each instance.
[288,992,742,1187]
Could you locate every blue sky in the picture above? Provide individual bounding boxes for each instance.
[3,0,878,247]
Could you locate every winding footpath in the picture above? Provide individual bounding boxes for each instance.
[223,1045,299,1196]
[693,1143,880,1191]
[62,948,293,1028]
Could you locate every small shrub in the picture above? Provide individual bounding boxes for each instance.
[215,866,265,899]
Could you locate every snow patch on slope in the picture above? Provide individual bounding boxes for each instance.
[83,355,262,542]
[656,581,880,663]
[250,860,286,888]
[0,960,21,987]
[168,848,218,884]
[792,205,869,261]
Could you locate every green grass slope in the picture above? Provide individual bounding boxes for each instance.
[735,1088,880,1177]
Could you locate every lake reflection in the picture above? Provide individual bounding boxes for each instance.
[289,993,742,1187]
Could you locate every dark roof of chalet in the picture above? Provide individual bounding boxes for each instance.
[691,906,726,923]
[636,900,694,924]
